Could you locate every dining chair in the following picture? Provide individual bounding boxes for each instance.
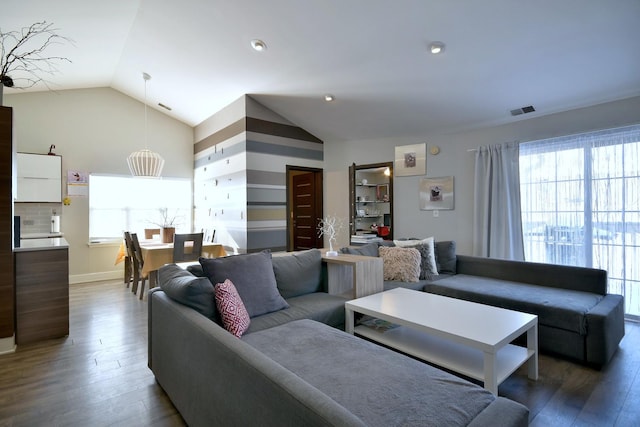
[144,228,161,240]
[173,232,204,262]
[129,232,147,299]
[123,232,134,287]
[202,228,216,243]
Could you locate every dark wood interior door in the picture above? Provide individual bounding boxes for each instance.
[292,172,322,250]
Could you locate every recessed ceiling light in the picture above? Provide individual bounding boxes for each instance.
[251,39,267,51]
[324,94,335,102]
[429,41,445,54]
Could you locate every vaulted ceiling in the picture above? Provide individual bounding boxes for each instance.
[5,0,640,142]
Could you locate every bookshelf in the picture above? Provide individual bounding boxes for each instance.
[349,162,393,243]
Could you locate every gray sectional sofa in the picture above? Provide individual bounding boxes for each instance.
[347,240,625,367]
[148,249,529,427]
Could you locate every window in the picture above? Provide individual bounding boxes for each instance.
[520,124,640,318]
[89,174,192,240]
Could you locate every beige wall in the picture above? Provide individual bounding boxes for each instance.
[6,88,194,283]
[323,96,640,255]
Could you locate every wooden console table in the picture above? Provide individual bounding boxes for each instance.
[322,252,383,298]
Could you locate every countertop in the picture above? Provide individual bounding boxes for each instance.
[14,237,69,252]
[21,232,64,239]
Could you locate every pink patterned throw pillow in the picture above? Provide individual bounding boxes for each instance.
[214,279,250,337]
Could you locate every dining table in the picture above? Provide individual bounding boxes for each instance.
[144,241,227,286]
[116,239,227,288]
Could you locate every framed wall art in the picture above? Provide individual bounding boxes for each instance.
[394,143,426,176]
[376,184,389,201]
[420,176,454,210]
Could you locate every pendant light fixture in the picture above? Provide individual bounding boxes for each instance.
[127,72,165,177]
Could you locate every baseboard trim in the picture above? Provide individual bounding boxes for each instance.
[70,271,122,285]
[0,336,16,355]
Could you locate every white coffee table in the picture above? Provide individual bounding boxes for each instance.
[345,288,538,394]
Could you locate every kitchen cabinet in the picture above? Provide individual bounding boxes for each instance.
[349,162,394,241]
[16,153,62,202]
[0,107,14,342]
[15,238,69,344]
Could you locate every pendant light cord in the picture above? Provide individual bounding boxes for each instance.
[127,71,165,178]
[143,72,150,149]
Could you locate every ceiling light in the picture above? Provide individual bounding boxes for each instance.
[251,39,267,51]
[127,72,165,178]
[324,94,335,102]
[429,41,445,54]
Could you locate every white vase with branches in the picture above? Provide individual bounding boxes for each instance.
[149,208,183,243]
[317,215,343,257]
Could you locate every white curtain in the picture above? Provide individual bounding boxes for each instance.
[473,142,525,260]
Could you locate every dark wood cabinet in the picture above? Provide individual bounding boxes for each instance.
[0,107,14,340]
[15,248,69,344]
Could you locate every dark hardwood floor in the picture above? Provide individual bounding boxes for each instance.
[500,321,639,426]
[0,280,185,427]
[0,279,638,426]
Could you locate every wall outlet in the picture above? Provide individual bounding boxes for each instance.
[433,210,439,218]
[24,219,35,226]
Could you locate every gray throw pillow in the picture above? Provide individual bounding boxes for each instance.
[435,240,457,274]
[340,242,379,257]
[158,264,217,320]
[272,249,322,299]
[403,243,438,279]
[199,251,289,318]
[186,263,205,277]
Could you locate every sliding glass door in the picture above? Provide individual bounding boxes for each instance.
[519,125,640,318]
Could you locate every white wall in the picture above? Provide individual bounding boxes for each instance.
[6,88,639,280]
[6,88,194,282]
[324,96,640,255]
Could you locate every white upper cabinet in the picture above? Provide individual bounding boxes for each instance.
[16,153,62,202]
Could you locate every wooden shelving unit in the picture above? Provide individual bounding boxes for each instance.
[349,162,393,241]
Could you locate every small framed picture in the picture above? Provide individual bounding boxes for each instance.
[395,143,426,176]
[376,184,389,201]
[420,176,454,210]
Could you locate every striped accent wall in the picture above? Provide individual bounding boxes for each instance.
[193,95,323,253]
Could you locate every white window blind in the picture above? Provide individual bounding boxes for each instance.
[89,174,191,240]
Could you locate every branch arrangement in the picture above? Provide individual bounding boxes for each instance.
[317,215,344,250]
[0,21,72,89]
[151,208,183,228]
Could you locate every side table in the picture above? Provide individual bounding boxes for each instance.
[322,252,383,298]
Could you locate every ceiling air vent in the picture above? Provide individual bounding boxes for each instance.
[510,105,536,116]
